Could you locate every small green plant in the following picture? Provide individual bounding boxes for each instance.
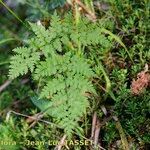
[8,13,113,137]
[0,119,21,150]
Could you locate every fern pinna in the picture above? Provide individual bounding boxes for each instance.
[9,13,111,137]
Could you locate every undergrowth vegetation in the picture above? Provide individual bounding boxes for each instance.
[0,0,149,150]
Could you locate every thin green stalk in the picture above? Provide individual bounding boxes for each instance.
[0,38,17,45]
[94,56,116,100]
[98,62,111,93]
[101,28,133,63]
[94,53,111,93]
[116,120,130,150]
[0,61,10,66]
[0,0,28,29]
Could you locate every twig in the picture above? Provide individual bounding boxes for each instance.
[91,112,97,139]
[6,110,62,129]
[100,105,107,116]
[0,78,29,93]
[76,0,96,21]
[97,144,106,150]
[26,113,43,123]
[91,112,104,149]
[94,119,100,146]
[0,80,12,93]
[55,134,67,150]
[21,78,29,84]
[67,0,96,21]
[92,78,107,92]
[26,113,44,128]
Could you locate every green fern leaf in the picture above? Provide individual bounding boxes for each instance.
[9,47,40,79]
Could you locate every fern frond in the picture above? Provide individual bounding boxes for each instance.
[29,22,47,39]
[9,13,115,137]
[37,53,95,135]
[34,57,58,79]
[49,13,62,35]
[9,47,40,79]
